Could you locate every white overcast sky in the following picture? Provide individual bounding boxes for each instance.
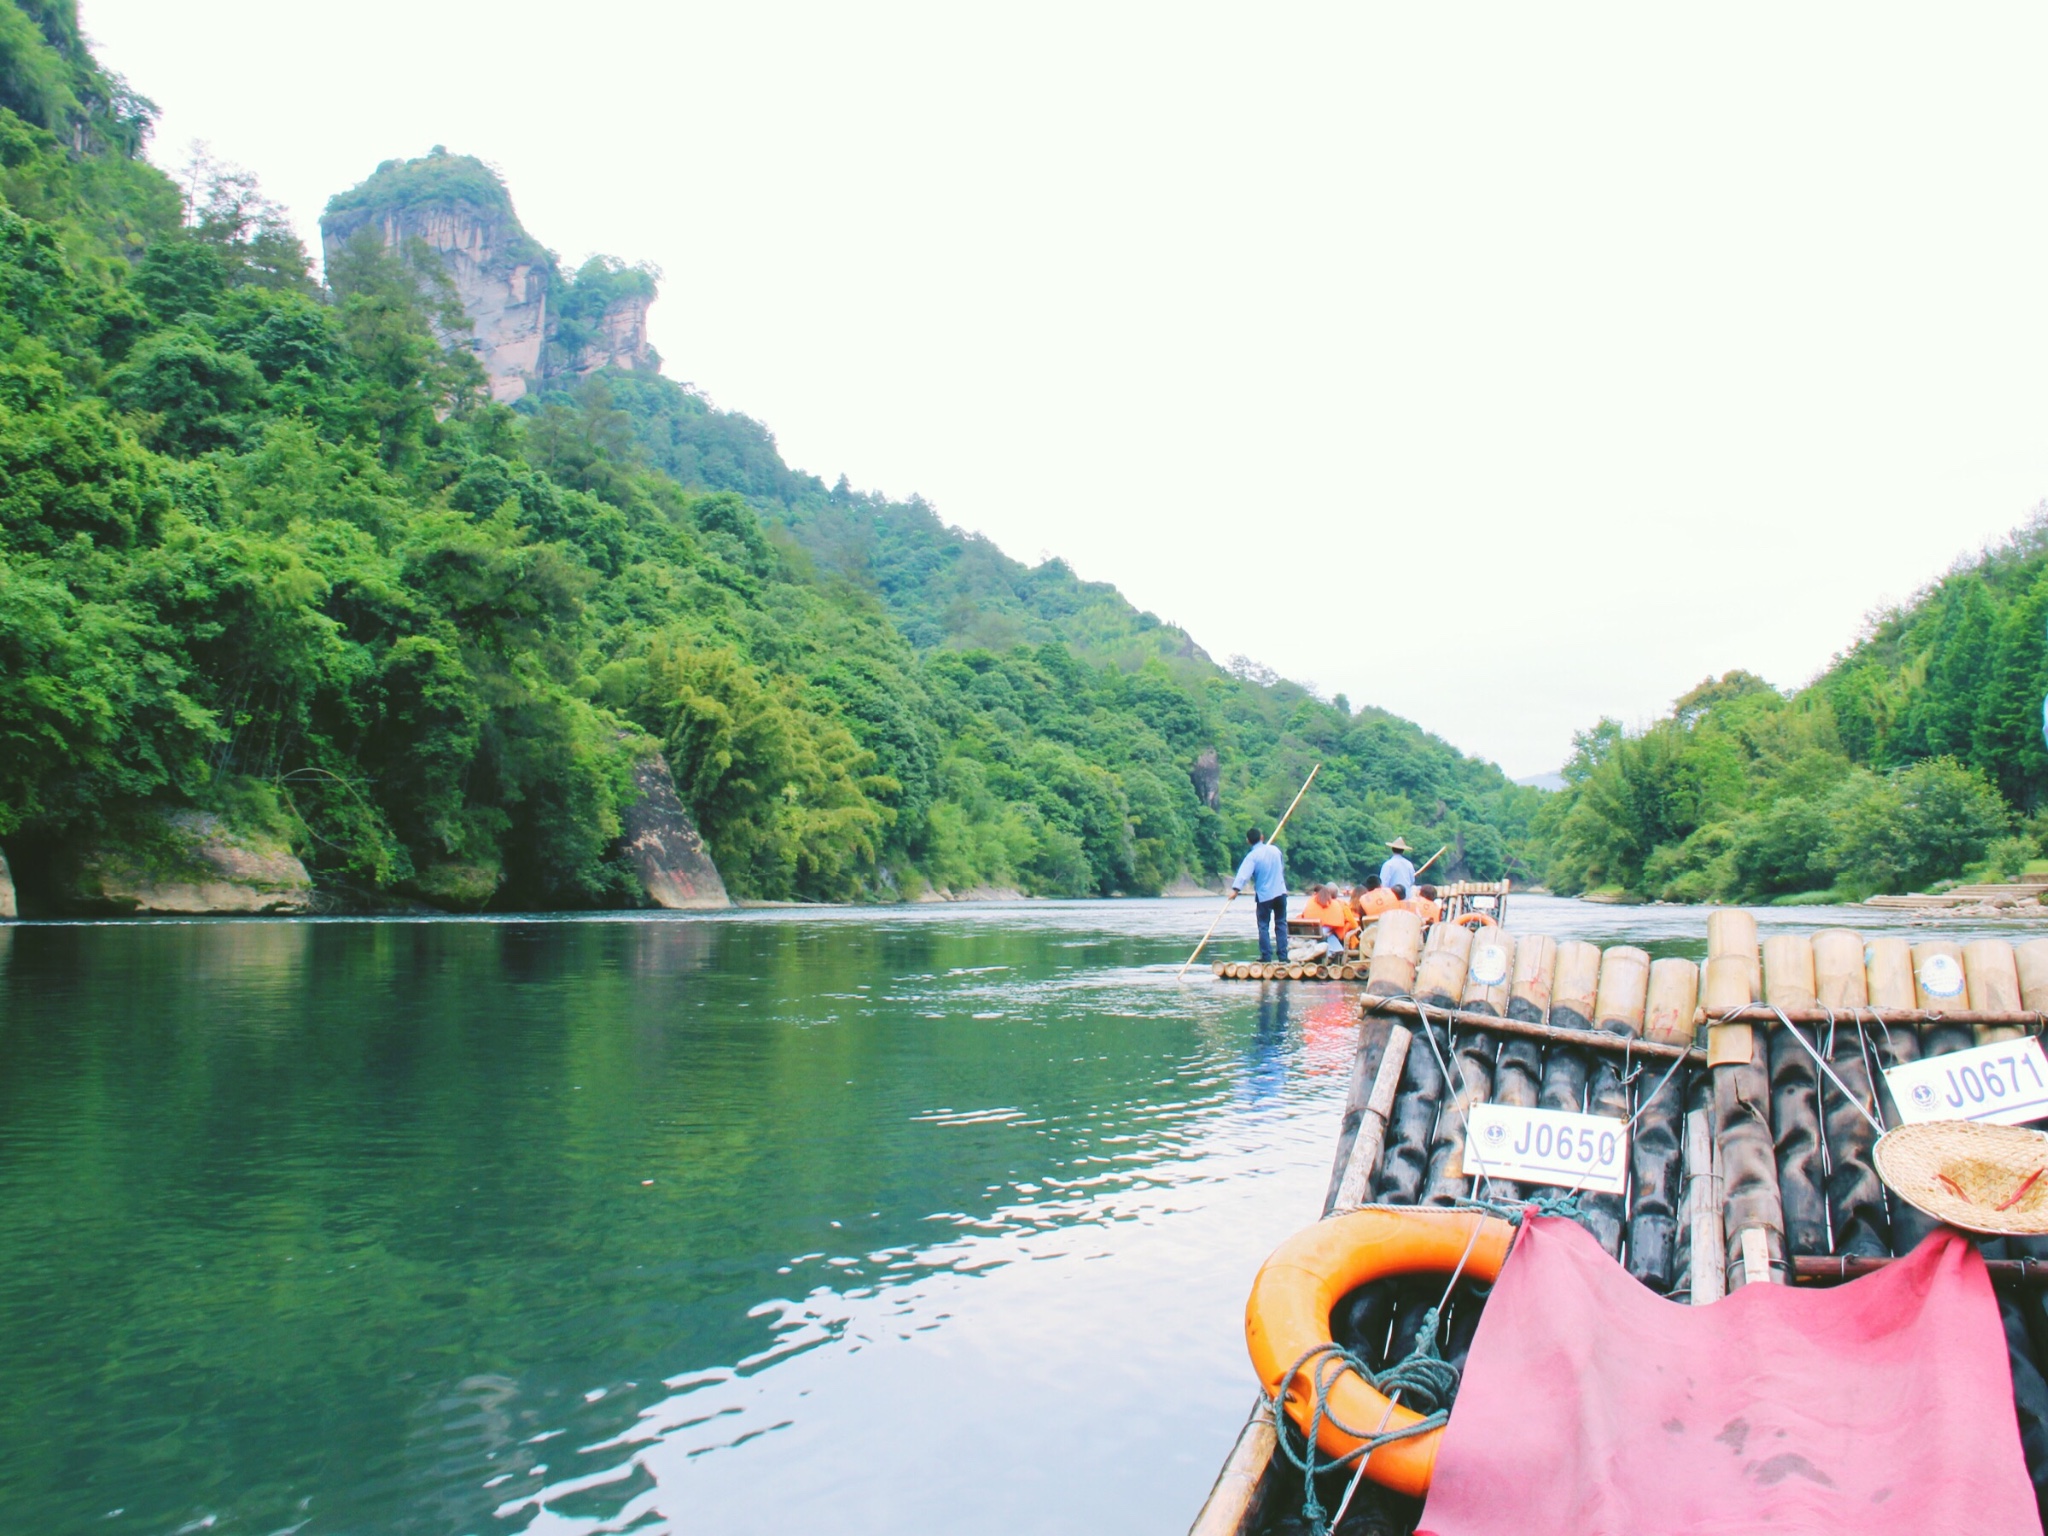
[78,2,2048,777]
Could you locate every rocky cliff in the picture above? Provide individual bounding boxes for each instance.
[617,754,731,910]
[61,808,314,915]
[321,148,658,403]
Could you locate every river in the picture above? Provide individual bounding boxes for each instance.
[0,895,2036,1535]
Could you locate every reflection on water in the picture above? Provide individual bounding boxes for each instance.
[0,895,2040,1535]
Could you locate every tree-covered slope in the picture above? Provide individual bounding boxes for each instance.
[1537,518,2048,902]
[0,7,1541,910]
[553,366,1210,667]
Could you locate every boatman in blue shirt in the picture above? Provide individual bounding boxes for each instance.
[1230,828,1289,964]
[1380,837,1418,896]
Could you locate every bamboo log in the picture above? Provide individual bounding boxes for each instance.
[1365,910,1425,997]
[1360,997,1706,1063]
[1813,929,1869,1012]
[1687,1107,1726,1304]
[1373,1021,1448,1205]
[1762,933,1819,1012]
[1628,1054,1689,1291]
[1549,940,1602,1030]
[1913,939,1967,1012]
[1507,934,1559,1024]
[1527,1034,1591,1213]
[1869,1021,1942,1255]
[1716,1023,1787,1286]
[1705,1005,2047,1027]
[1707,908,1761,1000]
[1701,955,1754,1014]
[1414,922,1474,1008]
[1866,936,1915,1011]
[1824,1021,1890,1258]
[1965,940,2025,1044]
[1644,958,1701,1047]
[1793,1255,2048,1285]
[1329,1024,1412,1215]
[1768,1012,1829,1261]
[1186,1401,1277,1536]
[1594,945,1651,1033]
[1578,947,1646,1258]
[1423,1019,1496,1205]
[2018,938,2048,1013]
[1459,930,1516,1017]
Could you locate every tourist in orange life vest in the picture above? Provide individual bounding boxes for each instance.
[1298,885,1357,958]
[1406,884,1443,924]
[1354,875,1398,920]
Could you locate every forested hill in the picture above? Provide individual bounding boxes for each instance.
[584,369,1207,667]
[0,3,1541,911]
[1537,516,2048,903]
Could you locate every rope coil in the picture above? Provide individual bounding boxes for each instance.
[1266,1193,1581,1533]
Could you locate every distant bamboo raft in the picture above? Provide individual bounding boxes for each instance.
[1211,960,1365,981]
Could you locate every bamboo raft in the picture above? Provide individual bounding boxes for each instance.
[1189,914,2048,1536]
[1230,882,1513,984]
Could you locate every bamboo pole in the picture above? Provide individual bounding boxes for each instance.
[1793,1255,2048,1285]
[1187,1401,1279,1536]
[1707,1006,2048,1028]
[1332,1025,1413,1214]
[1361,996,1706,1064]
[1411,843,1451,881]
[1686,1108,1725,1304]
[1177,763,1321,977]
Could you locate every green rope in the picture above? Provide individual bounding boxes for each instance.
[1269,1193,1583,1534]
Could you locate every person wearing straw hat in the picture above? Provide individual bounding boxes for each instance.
[1380,837,1417,896]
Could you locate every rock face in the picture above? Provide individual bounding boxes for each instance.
[0,847,16,918]
[618,755,730,910]
[562,280,655,380]
[321,149,658,404]
[64,809,314,915]
[330,199,549,402]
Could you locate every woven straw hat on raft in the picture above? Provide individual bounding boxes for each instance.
[1386,837,1412,852]
[1874,1122,2048,1236]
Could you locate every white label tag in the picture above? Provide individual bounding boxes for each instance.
[1918,952,1965,999]
[1463,1104,1629,1193]
[1469,942,1510,988]
[1884,1037,2048,1128]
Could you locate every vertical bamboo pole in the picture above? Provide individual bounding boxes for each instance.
[1686,1107,1726,1303]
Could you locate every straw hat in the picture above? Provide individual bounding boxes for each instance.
[1386,837,1412,853]
[1873,1122,2048,1236]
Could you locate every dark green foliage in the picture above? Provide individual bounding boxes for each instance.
[1539,526,2047,899]
[0,19,1539,907]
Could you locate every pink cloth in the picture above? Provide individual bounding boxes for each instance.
[1417,1216,2038,1536]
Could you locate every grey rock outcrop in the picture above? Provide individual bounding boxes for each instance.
[0,847,15,918]
[321,149,658,404]
[618,754,730,910]
[64,809,313,915]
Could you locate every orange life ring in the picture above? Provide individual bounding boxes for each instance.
[1245,1208,1515,1498]
[1454,911,1497,929]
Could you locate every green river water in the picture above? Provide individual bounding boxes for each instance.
[0,895,2021,1535]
